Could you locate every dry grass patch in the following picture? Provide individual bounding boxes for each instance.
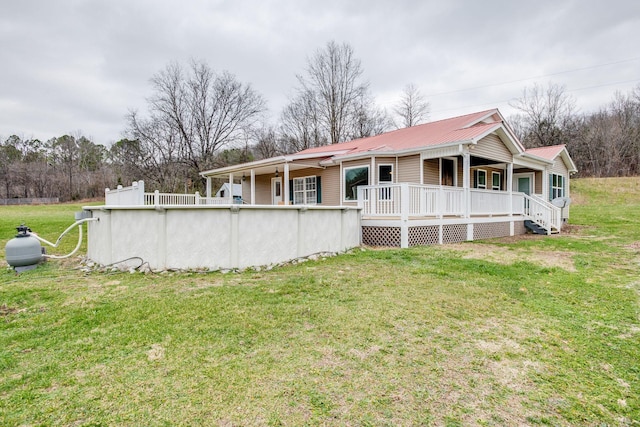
[446,241,578,272]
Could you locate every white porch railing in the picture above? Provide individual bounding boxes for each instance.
[105,181,145,205]
[144,191,234,206]
[358,183,560,232]
[470,188,513,215]
[105,182,235,206]
[523,194,562,234]
[358,184,517,218]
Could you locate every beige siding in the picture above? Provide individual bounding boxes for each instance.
[241,179,267,202]
[550,158,569,176]
[457,158,464,187]
[242,181,249,200]
[535,171,543,194]
[397,154,421,183]
[320,166,340,206]
[423,158,439,185]
[253,174,273,205]
[342,159,372,170]
[473,134,513,163]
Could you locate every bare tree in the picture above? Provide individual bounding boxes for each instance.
[280,89,326,152]
[393,83,430,128]
[126,60,266,190]
[283,41,371,147]
[252,126,285,159]
[350,94,393,139]
[510,82,578,147]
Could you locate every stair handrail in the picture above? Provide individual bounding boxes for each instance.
[531,194,563,233]
[522,194,562,234]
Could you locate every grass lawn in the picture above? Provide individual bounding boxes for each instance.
[1,179,639,426]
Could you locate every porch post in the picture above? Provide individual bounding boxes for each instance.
[507,163,513,216]
[229,173,234,203]
[206,177,212,198]
[284,163,290,205]
[370,157,376,215]
[400,183,409,248]
[462,150,471,218]
[370,157,376,184]
[250,169,255,205]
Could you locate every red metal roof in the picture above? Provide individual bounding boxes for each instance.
[297,109,502,157]
[525,145,566,160]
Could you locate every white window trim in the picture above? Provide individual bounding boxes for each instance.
[476,169,487,189]
[292,175,317,205]
[513,172,535,195]
[343,165,370,202]
[378,164,393,184]
[551,173,565,200]
[492,171,501,191]
[377,164,394,200]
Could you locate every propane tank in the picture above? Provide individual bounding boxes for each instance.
[5,225,44,271]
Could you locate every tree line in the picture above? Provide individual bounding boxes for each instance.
[510,83,640,177]
[2,41,639,200]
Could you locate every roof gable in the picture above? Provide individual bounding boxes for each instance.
[525,145,565,160]
[524,145,578,173]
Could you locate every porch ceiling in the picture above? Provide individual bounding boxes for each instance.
[203,160,324,178]
[471,156,505,167]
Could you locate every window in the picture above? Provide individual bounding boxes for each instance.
[344,165,369,201]
[293,176,317,205]
[378,165,393,183]
[378,164,393,200]
[492,171,501,191]
[475,169,487,189]
[550,174,565,200]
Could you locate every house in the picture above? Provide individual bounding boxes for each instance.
[200,109,577,247]
[87,108,577,271]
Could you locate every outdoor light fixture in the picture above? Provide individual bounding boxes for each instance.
[275,168,279,177]
[242,173,246,181]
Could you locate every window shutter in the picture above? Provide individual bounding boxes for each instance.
[473,170,478,188]
[549,175,553,201]
[289,180,293,204]
[316,176,322,204]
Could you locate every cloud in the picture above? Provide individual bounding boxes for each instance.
[1,0,639,144]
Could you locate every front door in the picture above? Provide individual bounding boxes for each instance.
[513,173,534,195]
[517,177,531,195]
[271,178,282,205]
[441,158,455,186]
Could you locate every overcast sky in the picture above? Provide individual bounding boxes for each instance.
[1,0,639,146]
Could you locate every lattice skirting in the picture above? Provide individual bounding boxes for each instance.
[442,224,468,244]
[408,225,439,246]
[362,226,401,247]
[473,222,510,240]
[363,221,528,247]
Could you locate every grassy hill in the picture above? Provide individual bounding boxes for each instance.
[0,178,639,425]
